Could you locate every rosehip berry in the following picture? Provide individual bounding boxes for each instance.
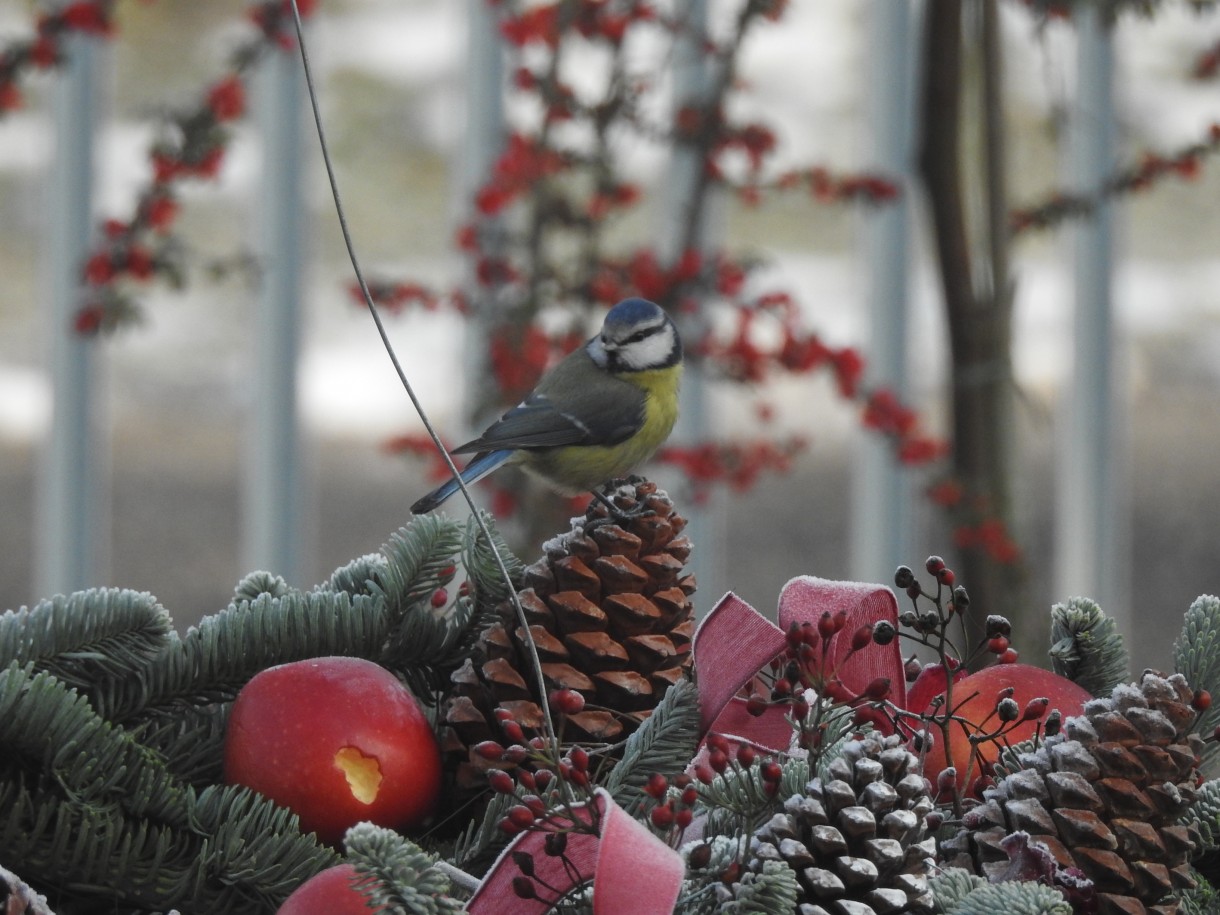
[998,647,1019,664]
[507,805,536,829]
[817,612,836,639]
[549,688,586,716]
[644,773,668,799]
[473,740,505,761]
[487,769,515,794]
[936,567,955,587]
[430,588,448,608]
[568,747,589,772]
[736,745,756,768]
[988,636,1009,654]
[1194,689,1212,712]
[746,693,768,717]
[760,760,782,783]
[681,786,699,807]
[675,808,693,829]
[1021,697,1050,722]
[708,748,729,774]
[501,720,525,744]
[650,804,675,829]
[926,555,945,575]
[850,624,873,652]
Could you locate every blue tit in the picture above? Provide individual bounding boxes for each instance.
[411,297,682,514]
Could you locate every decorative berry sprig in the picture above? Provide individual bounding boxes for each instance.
[0,0,116,114]
[1010,123,1220,237]
[73,0,319,334]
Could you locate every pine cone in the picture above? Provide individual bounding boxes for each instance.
[745,733,937,914]
[441,479,696,789]
[942,670,1205,915]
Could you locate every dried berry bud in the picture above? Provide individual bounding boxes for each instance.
[904,656,922,681]
[952,585,970,611]
[894,565,915,589]
[985,614,1012,638]
[689,843,713,870]
[1043,710,1062,737]
[899,610,919,628]
[920,611,939,631]
[936,766,958,793]
[925,555,945,575]
[746,693,768,717]
[905,583,921,601]
[512,876,537,899]
[997,697,1020,722]
[872,620,897,646]
[512,850,536,877]
[544,832,567,857]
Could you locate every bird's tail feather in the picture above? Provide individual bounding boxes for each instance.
[410,450,513,514]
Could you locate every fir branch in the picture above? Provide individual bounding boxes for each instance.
[462,511,525,607]
[344,822,464,914]
[377,516,505,700]
[1173,594,1220,776]
[930,867,988,913]
[717,859,800,914]
[938,880,1071,915]
[320,552,390,597]
[1181,777,1220,851]
[233,569,291,602]
[191,784,340,912]
[603,677,702,814]
[0,589,173,694]
[1047,596,1128,698]
[94,588,392,723]
[1180,873,1220,915]
[134,701,232,786]
[698,756,799,841]
[370,515,466,615]
[452,790,516,872]
[0,662,191,824]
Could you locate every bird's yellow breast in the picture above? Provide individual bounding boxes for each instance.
[519,363,682,493]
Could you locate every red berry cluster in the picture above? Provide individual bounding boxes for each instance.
[738,166,900,208]
[640,771,699,836]
[71,0,320,334]
[744,611,894,752]
[689,733,784,800]
[1010,123,1220,236]
[0,1,115,114]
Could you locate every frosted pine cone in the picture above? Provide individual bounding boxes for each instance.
[746,733,937,914]
[441,479,695,789]
[942,670,1205,915]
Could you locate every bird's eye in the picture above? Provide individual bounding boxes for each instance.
[627,331,647,344]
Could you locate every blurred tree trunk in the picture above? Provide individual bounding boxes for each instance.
[919,1,1023,651]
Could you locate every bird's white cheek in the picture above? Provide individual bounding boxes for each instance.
[621,332,673,370]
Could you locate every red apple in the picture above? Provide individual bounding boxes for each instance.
[225,656,442,844]
[278,864,382,914]
[916,663,1091,793]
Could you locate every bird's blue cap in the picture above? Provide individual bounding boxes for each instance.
[604,297,665,328]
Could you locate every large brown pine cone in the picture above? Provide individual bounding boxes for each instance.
[746,733,937,914]
[441,478,696,789]
[942,670,1205,915]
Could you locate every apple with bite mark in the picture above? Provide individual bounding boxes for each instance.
[225,656,442,844]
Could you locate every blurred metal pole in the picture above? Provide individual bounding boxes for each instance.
[38,34,106,599]
[461,0,505,429]
[850,1,918,585]
[1056,9,1126,623]
[658,0,723,607]
[245,48,306,581]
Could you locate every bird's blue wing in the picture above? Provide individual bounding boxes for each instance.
[453,352,646,454]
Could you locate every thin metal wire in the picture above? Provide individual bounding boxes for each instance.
[285,2,556,746]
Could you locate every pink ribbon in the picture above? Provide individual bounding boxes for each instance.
[692,576,905,752]
[466,788,683,914]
